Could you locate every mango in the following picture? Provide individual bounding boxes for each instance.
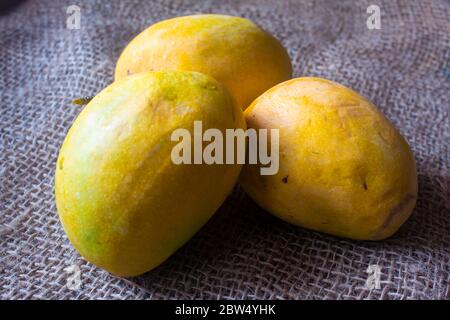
[55,71,245,276]
[240,77,418,240]
[114,14,292,110]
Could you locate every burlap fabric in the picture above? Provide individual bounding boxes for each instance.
[1,0,449,300]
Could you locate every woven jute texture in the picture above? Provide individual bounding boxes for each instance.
[1,0,449,300]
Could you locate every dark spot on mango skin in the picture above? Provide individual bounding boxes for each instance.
[127,69,132,76]
[363,182,368,190]
[282,175,288,183]
[371,193,416,240]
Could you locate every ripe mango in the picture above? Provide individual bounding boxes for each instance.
[240,77,418,240]
[55,71,245,276]
[115,14,292,110]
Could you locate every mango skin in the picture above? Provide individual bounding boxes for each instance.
[55,71,246,276]
[240,77,418,240]
[114,14,292,110]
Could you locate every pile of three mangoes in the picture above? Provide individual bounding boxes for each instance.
[55,15,417,277]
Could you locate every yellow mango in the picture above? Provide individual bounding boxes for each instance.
[115,14,292,110]
[55,71,245,276]
[240,77,417,240]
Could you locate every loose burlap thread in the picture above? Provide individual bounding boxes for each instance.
[1,0,449,299]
